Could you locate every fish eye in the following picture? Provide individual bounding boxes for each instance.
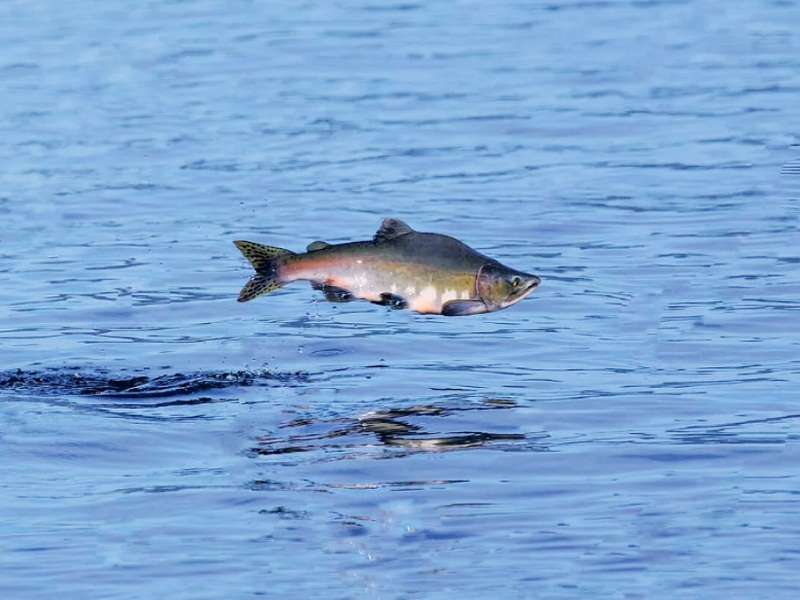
[510,277,521,288]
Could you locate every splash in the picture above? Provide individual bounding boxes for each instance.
[0,367,307,398]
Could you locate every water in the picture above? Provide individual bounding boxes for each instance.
[2,0,800,598]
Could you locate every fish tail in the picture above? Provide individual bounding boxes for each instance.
[233,240,295,302]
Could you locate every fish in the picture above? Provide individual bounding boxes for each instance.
[233,218,540,316]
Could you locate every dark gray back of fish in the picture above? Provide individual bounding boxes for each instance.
[394,232,497,270]
[330,231,497,272]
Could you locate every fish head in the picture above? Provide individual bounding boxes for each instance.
[476,262,541,311]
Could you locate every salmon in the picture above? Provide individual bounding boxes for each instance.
[233,218,540,316]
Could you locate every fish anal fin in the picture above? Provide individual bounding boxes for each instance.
[307,241,332,252]
[234,240,295,272]
[373,218,414,243]
[311,282,355,302]
[441,299,487,316]
[238,274,284,302]
[372,292,408,310]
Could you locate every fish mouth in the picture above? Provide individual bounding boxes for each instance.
[506,274,541,306]
[516,275,541,296]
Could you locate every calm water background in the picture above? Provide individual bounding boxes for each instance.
[2,0,799,598]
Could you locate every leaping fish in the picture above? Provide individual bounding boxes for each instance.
[233,218,540,316]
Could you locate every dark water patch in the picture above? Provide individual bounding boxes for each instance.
[555,410,799,456]
[323,478,471,491]
[84,259,150,271]
[180,159,268,172]
[782,158,800,175]
[129,289,231,305]
[258,506,311,520]
[0,367,308,398]
[667,412,800,446]
[250,399,542,460]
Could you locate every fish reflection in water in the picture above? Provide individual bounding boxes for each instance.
[250,400,544,458]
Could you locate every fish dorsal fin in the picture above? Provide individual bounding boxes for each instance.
[374,218,414,243]
[307,241,332,252]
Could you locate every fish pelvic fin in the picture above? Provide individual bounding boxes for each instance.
[310,281,355,302]
[374,218,414,243]
[373,292,409,310]
[233,240,294,302]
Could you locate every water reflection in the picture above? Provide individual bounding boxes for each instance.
[250,398,544,460]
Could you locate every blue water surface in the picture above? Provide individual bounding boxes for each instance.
[2,0,800,598]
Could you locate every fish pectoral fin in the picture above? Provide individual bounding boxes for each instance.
[441,299,487,316]
[372,292,409,310]
[311,282,355,302]
[238,274,284,302]
[373,218,414,243]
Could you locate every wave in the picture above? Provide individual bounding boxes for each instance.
[0,367,307,398]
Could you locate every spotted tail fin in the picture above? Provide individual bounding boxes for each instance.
[233,240,295,302]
